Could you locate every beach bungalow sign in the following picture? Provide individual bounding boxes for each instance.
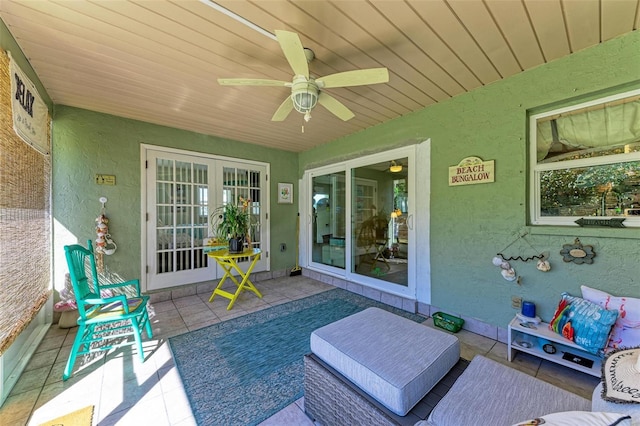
[449,156,495,186]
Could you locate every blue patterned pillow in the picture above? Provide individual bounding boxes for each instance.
[549,292,618,356]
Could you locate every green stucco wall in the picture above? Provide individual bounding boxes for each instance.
[300,31,640,327]
[52,107,299,289]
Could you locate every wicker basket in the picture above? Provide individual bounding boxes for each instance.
[432,312,464,333]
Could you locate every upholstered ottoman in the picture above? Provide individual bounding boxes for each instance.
[308,307,460,418]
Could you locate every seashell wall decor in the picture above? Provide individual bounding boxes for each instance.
[536,258,551,272]
[491,254,519,282]
[501,267,517,281]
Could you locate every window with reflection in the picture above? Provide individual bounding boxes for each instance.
[530,90,640,225]
[311,172,345,267]
[351,158,409,286]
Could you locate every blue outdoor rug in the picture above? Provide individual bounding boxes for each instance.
[169,287,427,426]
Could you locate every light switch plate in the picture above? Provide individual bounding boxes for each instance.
[511,296,522,309]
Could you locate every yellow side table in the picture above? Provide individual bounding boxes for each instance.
[207,248,262,310]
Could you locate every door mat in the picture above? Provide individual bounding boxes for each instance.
[39,405,94,426]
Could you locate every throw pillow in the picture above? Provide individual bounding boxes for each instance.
[581,285,640,351]
[512,411,631,426]
[549,293,618,355]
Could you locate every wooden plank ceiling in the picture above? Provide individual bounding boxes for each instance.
[1,0,638,152]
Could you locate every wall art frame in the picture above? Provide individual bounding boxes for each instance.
[278,182,293,204]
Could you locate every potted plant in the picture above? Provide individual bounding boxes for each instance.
[211,196,252,253]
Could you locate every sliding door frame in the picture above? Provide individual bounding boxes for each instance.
[302,143,429,300]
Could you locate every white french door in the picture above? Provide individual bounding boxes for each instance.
[143,147,269,291]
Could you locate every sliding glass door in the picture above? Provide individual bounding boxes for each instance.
[310,170,346,269]
[304,146,417,296]
[351,157,409,287]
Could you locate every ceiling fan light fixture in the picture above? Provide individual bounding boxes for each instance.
[291,77,319,114]
[292,91,318,113]
[390,161,403,173]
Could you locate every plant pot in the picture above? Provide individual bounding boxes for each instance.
[58,309,79,329]
[228,237,245,253]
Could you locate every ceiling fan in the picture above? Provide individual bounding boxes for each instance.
[218,30,389,123]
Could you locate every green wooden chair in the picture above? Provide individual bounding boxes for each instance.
[63,240,153,380]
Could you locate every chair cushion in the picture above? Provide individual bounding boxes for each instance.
[310,307,459,416]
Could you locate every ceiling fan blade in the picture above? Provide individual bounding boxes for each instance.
[275,30,309,78]
[218,78,289,87]
[272,97,294,121]
[316,68,389,89]
[317,92,355,121]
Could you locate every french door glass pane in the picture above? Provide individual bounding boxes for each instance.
[222,166,262,250]
[155,158,208,274]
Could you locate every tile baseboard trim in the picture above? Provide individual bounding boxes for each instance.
[304,269,507,344]
[148,268,292,303]
[147,268,507,344]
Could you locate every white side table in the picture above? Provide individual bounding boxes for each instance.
[508,316,602,377]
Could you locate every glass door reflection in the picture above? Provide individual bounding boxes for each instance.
[351,158,409,286]
[311,171,346,268]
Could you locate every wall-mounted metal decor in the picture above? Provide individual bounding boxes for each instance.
[575,218,625,228]
[560,238,595,264]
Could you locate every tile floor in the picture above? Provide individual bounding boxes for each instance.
[0,275,599,426]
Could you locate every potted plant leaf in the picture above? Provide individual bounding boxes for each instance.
[210,196,253,253]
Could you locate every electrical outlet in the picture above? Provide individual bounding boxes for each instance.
[280,243,286,252]
[511,296,522,310]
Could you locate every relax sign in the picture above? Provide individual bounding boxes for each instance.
[9,52,49,155]
[449,156,495,186]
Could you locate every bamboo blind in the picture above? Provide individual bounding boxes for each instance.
[0,49,51,355]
